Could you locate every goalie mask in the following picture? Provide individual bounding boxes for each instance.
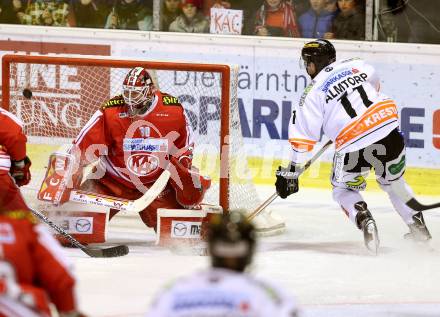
[122,67,156,116]
[208,213,256,272]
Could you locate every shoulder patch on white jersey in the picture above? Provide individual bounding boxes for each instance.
[299,83,314,107]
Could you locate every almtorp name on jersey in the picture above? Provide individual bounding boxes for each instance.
[290,58,399,159]
[320,68,368,103]
[123,138,169,152]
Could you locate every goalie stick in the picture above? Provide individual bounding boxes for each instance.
[29,207,129,258]
[247,140,333,221]
[69,170,171,212]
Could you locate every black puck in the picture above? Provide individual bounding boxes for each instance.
[22,88,32,99]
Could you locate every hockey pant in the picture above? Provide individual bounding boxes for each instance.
[331,128,417,226]
[80,173,181,229]
[0,172,30,212]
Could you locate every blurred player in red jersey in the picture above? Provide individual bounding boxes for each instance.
[39,67,211,231]
[0,209,85,317]
[0,108,32,212]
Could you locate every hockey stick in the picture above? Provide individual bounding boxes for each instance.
[405,199,440,212]
[247,140,333,221]
[29,207,129,258]
[388,176,440,212]
[69,170,171,212]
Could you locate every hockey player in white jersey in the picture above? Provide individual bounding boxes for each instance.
[145,213,300,317]
[275,39,431,253]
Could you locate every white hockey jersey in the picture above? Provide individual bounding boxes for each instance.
[290,58,399,163]
[145,268,300,317]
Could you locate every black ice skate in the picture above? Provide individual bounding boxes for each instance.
[404,212,432,242]
[355,201,380,254]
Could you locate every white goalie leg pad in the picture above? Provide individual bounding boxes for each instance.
[41,202,109,244]
[332,187,365,225]
[379,178,416,224]
[156,205,223,254]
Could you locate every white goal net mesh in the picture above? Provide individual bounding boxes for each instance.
[4,56,262,215]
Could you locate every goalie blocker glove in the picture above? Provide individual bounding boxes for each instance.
[275,164,299,199]
[10,156,31,187]
[168,155,211,208]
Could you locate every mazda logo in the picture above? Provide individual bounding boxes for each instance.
[75,219,91,233]
[173,223,187,236]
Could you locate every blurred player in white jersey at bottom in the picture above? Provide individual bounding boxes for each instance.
[275,39,431,253]
[146,213,300,317]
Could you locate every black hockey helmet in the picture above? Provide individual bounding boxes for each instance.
[208,212,256,272]
[301,39,336,78]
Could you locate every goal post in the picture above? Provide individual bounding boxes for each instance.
[1,54,284,234]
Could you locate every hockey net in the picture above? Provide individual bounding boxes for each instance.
[1,54,284,234]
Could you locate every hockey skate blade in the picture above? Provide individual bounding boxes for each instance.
[364,221,380,255]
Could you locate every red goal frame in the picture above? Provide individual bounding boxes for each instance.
[1,54,233,212]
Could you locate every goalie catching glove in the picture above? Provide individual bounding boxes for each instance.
[168,155,211,208]
[10,156,31,187]
[275,164,299,199]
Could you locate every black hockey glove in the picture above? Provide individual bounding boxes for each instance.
[275,164,299,199]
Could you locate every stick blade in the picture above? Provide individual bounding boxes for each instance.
[407,198,440,212]
[82,245,129,258]
[132,170,171,212]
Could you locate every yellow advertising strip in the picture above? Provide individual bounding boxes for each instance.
[27,145,440,196]
[248,158,440,196]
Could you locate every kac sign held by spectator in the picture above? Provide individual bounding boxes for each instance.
[210,8,243,35]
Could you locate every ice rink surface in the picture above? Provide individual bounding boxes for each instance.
[66,186,440,317]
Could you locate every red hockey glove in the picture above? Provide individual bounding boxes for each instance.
[10,156,31,187]
[169,156,211,208]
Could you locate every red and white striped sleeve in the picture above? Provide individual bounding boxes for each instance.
[72,109,107,165]
[0,109,27,171]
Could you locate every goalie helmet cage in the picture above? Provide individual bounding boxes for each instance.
[1,54,261,215]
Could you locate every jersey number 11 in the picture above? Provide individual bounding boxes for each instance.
[338,85,373,119]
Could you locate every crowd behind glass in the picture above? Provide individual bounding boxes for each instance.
[0,0,438,44]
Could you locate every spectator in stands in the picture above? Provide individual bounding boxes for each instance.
[203,0,232,17]
[0,0,25,24]
[161,0,181,31]
[298,0,337,38]
[20,0,75,27]
[203,0,256,35]
[379,0,440,44]
[169,0,209,33]
[71,0,110,28]
[254,0,300,37]
[105,0,153,31]
[325,0,365,40]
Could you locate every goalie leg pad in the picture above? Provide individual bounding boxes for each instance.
[43,202,109,244]
[156,205,223,254]
[138,185,181,229]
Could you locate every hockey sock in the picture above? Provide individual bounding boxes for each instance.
[332,187,365,225]
[379,180,416,225]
